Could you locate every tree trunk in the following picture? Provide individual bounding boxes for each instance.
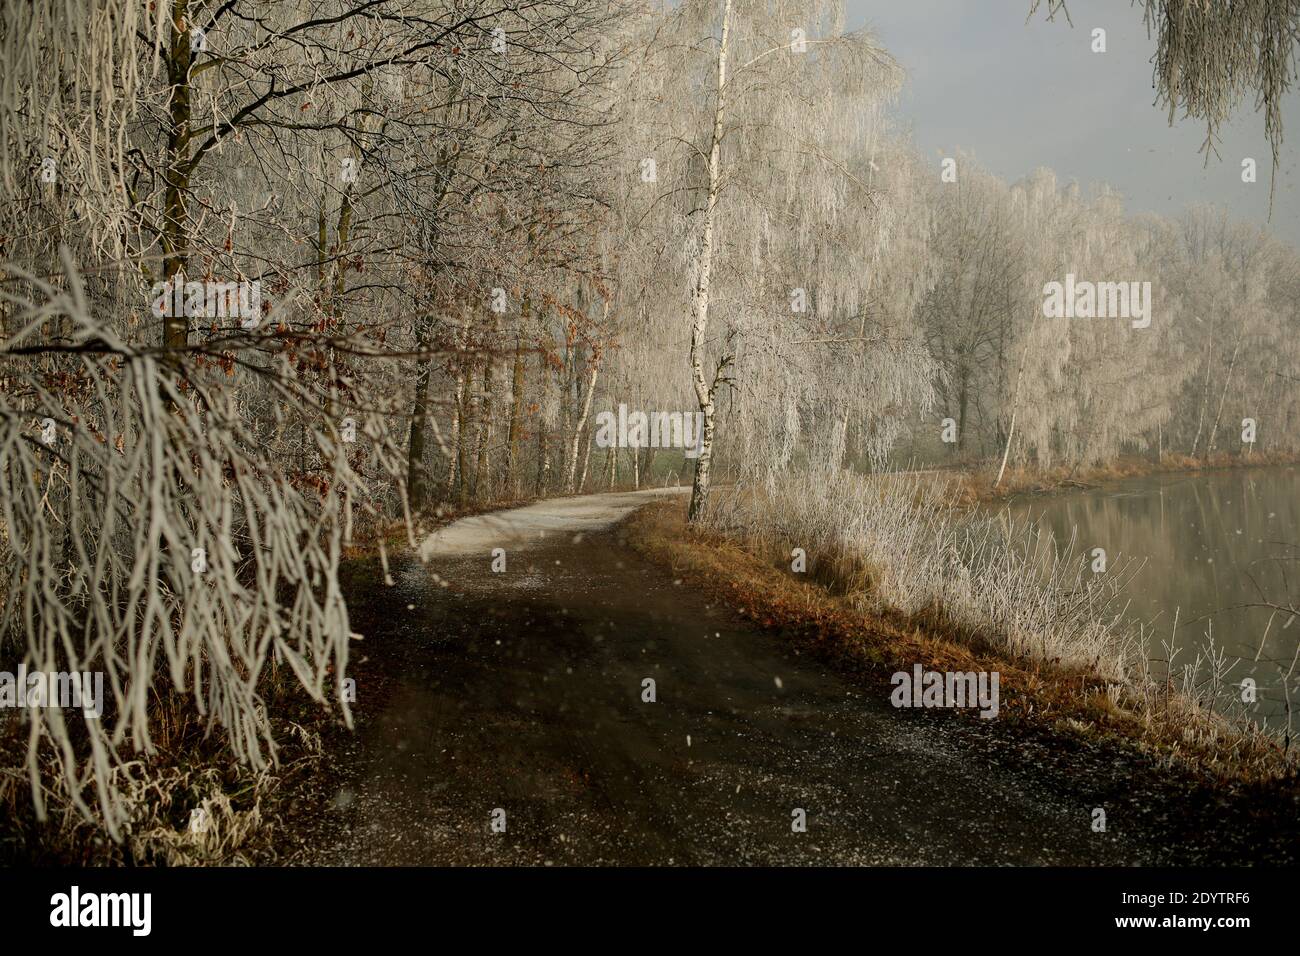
[473,356,495,500]
[565,358,599,493]
[317,188,328,299]
[994,312,1038,489]
[162,0,193,350]
[957,367,969,455]
[332,188,353,320]
[579,428,594,492]
[686,0,733,524]
[1205,320,1245,458]
[406,332,434,511]
[534,350,550,496]
[455,357,475,506]
[504,317,527,499]
[1190,315,1217,456]
[445,365,464,499]
[505,345,525,499]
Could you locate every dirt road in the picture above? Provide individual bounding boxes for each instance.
[292,489,1229,865]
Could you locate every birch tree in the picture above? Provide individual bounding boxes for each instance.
[625,0,918,519]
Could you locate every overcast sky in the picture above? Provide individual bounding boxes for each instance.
[849,0,1300,246]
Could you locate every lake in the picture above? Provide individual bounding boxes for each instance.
[997,465,1300,728]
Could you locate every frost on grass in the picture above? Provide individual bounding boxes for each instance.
[708,468,1136,675]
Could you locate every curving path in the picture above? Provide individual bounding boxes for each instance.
[294,491,1282,865]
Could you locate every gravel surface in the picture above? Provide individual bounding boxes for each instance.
[288,493,1264,866]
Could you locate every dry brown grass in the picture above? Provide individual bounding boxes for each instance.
[0,661,336,865]
[949,450,1300,505]
[624,499,1298,787]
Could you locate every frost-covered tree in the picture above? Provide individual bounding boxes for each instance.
[1031,0,1300,209]
[622,0,930,519]
[0,0,632,835]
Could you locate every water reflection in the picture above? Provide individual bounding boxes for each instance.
[997,466,1300,726]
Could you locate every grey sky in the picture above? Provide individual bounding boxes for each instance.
[848,0,1300,246]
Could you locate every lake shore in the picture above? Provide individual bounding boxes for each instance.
[944,450,1300,506]
[624,496,1299,793]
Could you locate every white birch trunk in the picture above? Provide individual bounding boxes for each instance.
[1206,320,1246,457]
[687,0,733,523]
[994,312,1037,488]
[565,360,599,493]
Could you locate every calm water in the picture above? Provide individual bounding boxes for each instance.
[998,466,1300,726]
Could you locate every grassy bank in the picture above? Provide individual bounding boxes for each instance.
[624,492,1297,787]
[948,450,1300,505]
